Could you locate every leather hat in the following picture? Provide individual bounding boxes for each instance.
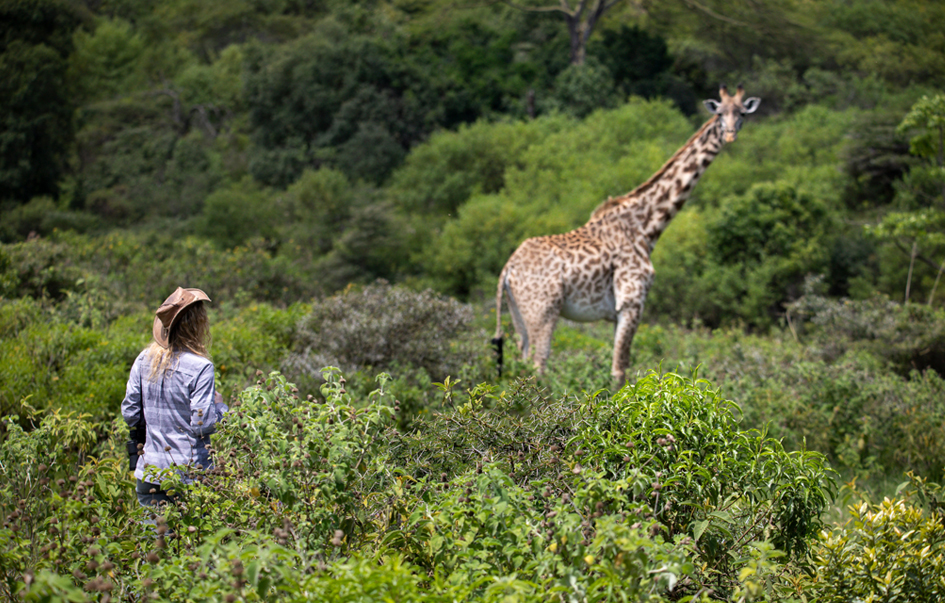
[152,287,211,348]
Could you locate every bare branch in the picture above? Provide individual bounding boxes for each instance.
[499,0,574,15]
[681,0,749,27]
[893,239,944,272]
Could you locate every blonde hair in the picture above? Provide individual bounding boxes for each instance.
[147,302,212,381]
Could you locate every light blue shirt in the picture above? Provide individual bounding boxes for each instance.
[121,349,226,484]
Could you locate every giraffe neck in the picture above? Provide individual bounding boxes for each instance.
[590,116,724,249]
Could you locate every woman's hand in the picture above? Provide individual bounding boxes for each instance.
[214,391,229,415]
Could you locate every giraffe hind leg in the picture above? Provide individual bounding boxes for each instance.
[505,281,530,358]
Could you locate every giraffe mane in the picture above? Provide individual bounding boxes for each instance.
[589,115,720,220]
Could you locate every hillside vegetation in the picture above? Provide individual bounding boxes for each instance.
[3,0,945,601]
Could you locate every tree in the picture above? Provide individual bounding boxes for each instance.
[245,27,419,187]
[0,0,86,204]
[868,95,945,304]
[898,94,945,207]
[866,211,945,304]
[500,0,633,65]
[702,181,834,325]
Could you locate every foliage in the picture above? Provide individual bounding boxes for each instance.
[0,0,86,204]
[0,411,131,601]
[8,0,945,596]
[68,17,146,104]
[243,20,437,187]
[0,197,99,243]
[821,0,945,89]
[0,324,935,602]
[197,177,278,249]
[860,94,945,305]
[388,116,563,219]
[803,474,945,602]
[841,108,914,210]
[580,372,833,592]
[0,231,324,307]
[897,94,945,170]
[648,180,836,328]
[287,281,481,386]
[589,25,676,105]
[388,371,833,599]
[610,318,945,484]
[702,181,833,326]
[192,369,396,555]
[210,300,311,394]
[543,59,618,119]
[789,282,945,375]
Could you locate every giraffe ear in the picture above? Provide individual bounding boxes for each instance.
[703,99,722,114]
[742,97,761,114]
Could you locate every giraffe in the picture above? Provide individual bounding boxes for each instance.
[493,84,760,383]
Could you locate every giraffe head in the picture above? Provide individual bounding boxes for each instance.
[703,84,760,143]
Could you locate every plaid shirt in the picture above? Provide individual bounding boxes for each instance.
[121,349,225,484]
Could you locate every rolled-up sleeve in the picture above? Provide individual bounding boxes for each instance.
[121,354,144,428]
[190,363,220,437]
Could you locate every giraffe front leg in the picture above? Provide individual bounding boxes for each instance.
[612,302,644,384]
[612,255,654,384]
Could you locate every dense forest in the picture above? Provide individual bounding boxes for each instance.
[2,0,945,601]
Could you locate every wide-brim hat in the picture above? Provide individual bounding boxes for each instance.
[152,287,211,348]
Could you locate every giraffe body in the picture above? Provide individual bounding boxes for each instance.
[495,86,760,382]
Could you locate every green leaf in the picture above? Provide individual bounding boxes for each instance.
[692,520,709,543]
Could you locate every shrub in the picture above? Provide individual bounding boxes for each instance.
[287,281,478,383]
[0,412,131,601]
[0,237,87,301]
[577,372,834,595]
[2,370,399,601]
[701,181,834,326]
[788,287,945,376]
[0,302,146,422]
[187,369,396,555]
[0,367,837,602]
[1,230,325,307]
[543,59,618,118]
[804,475,945,602]
[210,301,311,394]
[196,177,278,249]
[390,371,834,599]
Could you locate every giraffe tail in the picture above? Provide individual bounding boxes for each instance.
[491,264,508,378]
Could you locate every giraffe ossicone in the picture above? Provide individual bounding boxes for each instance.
[494,85,761,383]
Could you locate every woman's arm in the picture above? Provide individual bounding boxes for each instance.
[191,362,223,437]
[121,354,144,427]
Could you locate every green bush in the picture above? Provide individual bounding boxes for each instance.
[2,231,324,307]
[600,319,945,484]
[210,300,311,395]
[0,237,88,301]
[788,286,945,375]
[287,281,480,384]
[700,181,833,326]
[543,59,618,118]
[0,197,99,243]
[197,177,278,249]
[389,371,833,599]
[0,300,146,422]
[0,411,131,600]
[804,475,945,602]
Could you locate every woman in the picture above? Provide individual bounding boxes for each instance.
[121,287,228,508]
